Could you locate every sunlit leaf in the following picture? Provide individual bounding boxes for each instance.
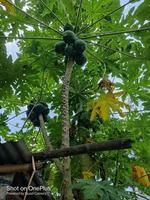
[132,165,150,187]
[88,91,130,121]
[0,0,16,16]
[82,171,94,179]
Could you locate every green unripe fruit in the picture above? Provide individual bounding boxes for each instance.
[32,118,40,127]
[26,101,49,127]
[54,41,66,54]
[65,45,75,57]
[34,103,45,115]
[74,53,87,66]
[63,30,76,44]
[64,23,74,32]
[74,39,86,54]
[27,103,34,111]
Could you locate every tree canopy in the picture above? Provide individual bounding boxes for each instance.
[0,0,150,199]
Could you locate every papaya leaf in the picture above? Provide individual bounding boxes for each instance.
[88,91,130,121]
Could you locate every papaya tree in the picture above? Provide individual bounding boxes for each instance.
[0,0,150,200]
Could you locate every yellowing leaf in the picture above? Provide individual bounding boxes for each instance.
[113,91,124,97]
[82,171,94,179]
[132,165,150,187]
[88,91,130,121]
[0,0,16,16]
[98,79,114,91]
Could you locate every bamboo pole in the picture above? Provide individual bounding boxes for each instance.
[33,139,132,161]
[0,162,43,174]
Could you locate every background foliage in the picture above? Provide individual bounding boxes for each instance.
[0,0,150,199]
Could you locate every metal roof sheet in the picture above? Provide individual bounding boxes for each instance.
[0,140,31,165]
[0,141,53,200]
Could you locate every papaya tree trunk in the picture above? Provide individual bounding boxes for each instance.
[61,59,74,200]
[39,114,51,150]
[39,114,62,173]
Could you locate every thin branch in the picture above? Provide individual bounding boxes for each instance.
[130,192,150,200]
[19,101,38,132]
[1,15,41,28]
[136,194,149,200]
[99,160,106,181]
[39,114,51,150]
[38,67,47,101]
[39,0,64,26]
[5,0,62,36]
[113,109,150,115]
[102,65,107,79]
[39,114,63,173]
[74,0,83,33]
[114,151,119,186]
[0,36,61,40]
[4,111,26,123]
[86,40,144,59]
[27,54,44,66]
[77,0,134,35]
[81,26,150,39]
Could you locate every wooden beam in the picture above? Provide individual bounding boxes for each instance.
[0,162,43,174]
[33,139,132,161]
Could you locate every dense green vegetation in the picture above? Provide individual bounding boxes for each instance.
[0,0,150,199]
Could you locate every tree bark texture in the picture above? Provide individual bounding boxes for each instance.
[0,139,132,174]
[33,139,132,161]
[39,114,62,173]
[61,59,74,200]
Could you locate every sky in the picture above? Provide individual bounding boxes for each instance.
[120,0,144,18]
[5,40,20,61]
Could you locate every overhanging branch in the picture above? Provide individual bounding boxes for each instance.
[5,0,62,36]
[33,139,132,161]
[75,0,83,33]
[85,40,145,59]
[0,36,61,40]
[81,27,150,39]
[77,0,134,35]
[39,0,64,26]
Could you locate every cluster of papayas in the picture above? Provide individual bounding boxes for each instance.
[26,101,49,127]
[54,23,87,66]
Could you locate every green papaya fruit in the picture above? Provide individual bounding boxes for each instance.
[65,45,75,57]
[26,102,49,127]
[63,30,76,44]
[74,39,86,54]
[74,53,87,66]
[64,23,74,32]
[54,41,66,54]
